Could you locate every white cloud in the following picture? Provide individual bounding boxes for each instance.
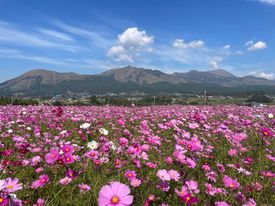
[223,44,231,49]
[256,0,275,5]
[0,48,109,69]
[107,27,153,62]
[208,56,223,69]
[0,21,82,52]
[118,27,153,49]
[172,38,204,49]
[250,71,274,80]
[0,48,69,65]
[52,20,113,49]
[107,45,133,62]
[38,28,74,41]
[246,40,267,51]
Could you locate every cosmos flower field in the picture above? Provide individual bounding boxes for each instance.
[0,105,274,206]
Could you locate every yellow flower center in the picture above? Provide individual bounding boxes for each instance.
[0,197,3,203]
[111,196,119,204]
[229,184,234,188]
[66,157,70,162]
[41,179,46,183]
[264,131,268,135]
[186,197,191,202]
[7,185,13,189]
[66,148,69,152]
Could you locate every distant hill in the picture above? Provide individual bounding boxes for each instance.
[0,66,275,97]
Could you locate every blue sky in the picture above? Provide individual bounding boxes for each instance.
[0,0,275,82]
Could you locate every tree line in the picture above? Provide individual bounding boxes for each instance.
[0,97,39,105]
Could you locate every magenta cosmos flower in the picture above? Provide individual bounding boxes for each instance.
[223,175,240,190]
[45,149,60,164]
[31,174,49,189]
[261,127,273,137]
[98,181,133,206]
[61,144,74,153]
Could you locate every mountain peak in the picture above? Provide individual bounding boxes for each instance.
[208,69,236,78]
[100,66,184,85]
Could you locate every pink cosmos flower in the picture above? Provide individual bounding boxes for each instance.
[205,183,225,196]
[118,138,129,146]
[59,177,72,185]
[165,157,173,165]
[124,170,136,180]
[228,149,238,157]
[33,198,45,206]
[0,196,8,205]
[157,169,171,181]
[45,149,60,164]
[206,171,217,182]
[217,163,225,173]
[65,169,77,179]
[223,175,240,190]
[61,144,74,153]
[31,174,49,189]
[85,150,99,160]
[35,167,44,174]
[63,153,74,164]
[79,183,91,193]
[146,162,157,168]
[189,123,199,129]
[261,127,273,137]
[215,201,231,206]
[261,171,275,178]
[202,164,211,171]
[157,181,170,192]
[130,178,141,187]
[242,198,256,206]
[180,193,199,205]
[98,181,133,206]
[4,177,22,193]
[114,159,122,168]
[185,180,200,194]
[168,170,180,181]
[0,180,5,191]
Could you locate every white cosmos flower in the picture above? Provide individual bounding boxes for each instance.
[80,123,91,129]
[99,128,108,135]
[109,141,117,150]
[60,130,67,135]
[268,113,273,119]
[87,141,99,150]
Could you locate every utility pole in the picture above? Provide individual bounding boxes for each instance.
[153,95,156,105]
[204,90,207,106]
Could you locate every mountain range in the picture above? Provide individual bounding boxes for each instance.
[0,66,275,97]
